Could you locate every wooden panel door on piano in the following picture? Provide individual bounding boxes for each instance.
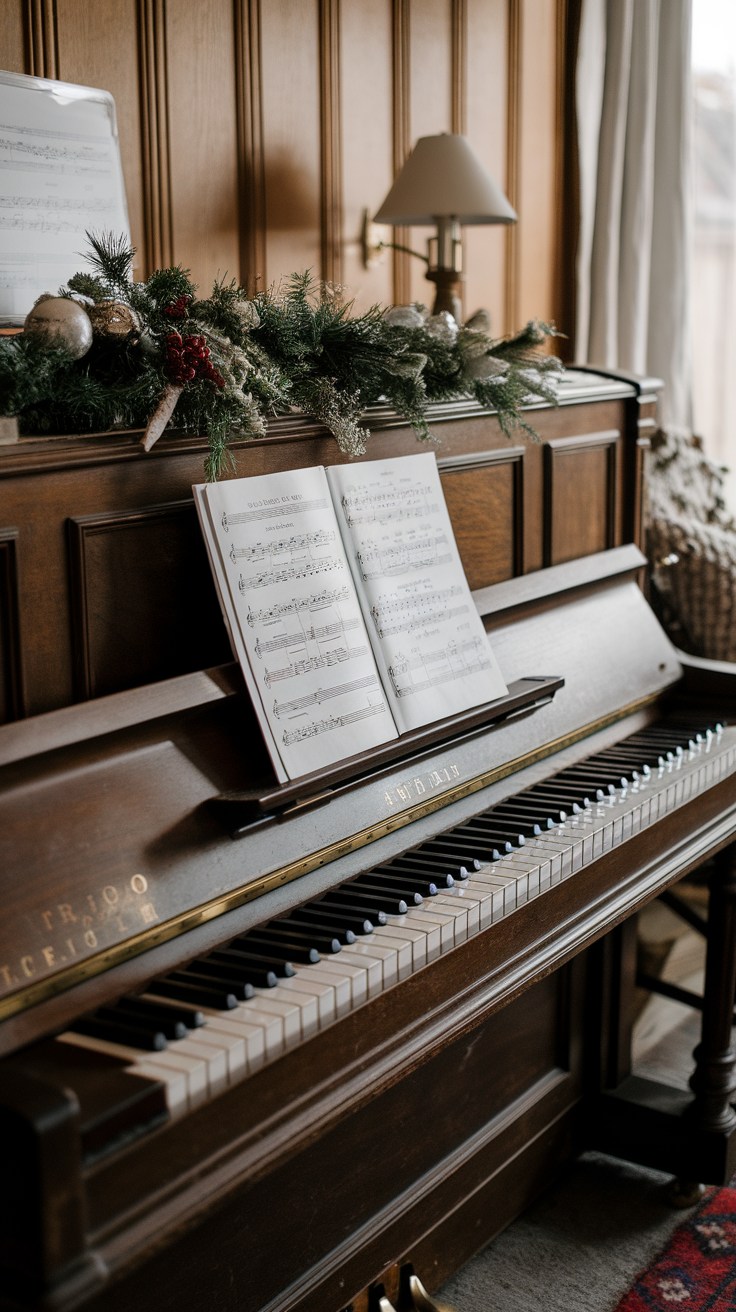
[0,369,654,722]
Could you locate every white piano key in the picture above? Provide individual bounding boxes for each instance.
[202,1014,266,1072]
[57,1031,209,1107]
[452,879,497,927]
[370,931,413,979]
[295,965,352,1017]
[171,1038,228,1096]
[430,895,469,942]
[133,1062,188,1117]
[372,922,428,969]
[391,913,441,962]
[271,974,336,1027]
[442,886,481,933]
[314,955,369,1006]
[407,906,455,951]
[256,984,319,1038]
[209,1003,285,1058]
[471,868,518,915]
[325,949,382,997]
[241,992,303,1045]
[339,941,398,987]
[180,1025,246,1081]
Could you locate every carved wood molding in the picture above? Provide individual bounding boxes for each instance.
[137,0,173,274]
[24,0,58,79]
[543,429,621,567]
[451,0,467,136]
[234,0,266,294]
[0,529,25,723]
[505,0,522,336]
[319,0,343,288]
[392,0,411,306]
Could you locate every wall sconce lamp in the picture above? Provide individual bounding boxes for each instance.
[363,133,517,322]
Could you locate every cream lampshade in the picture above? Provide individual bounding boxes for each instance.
[373,133,517,322]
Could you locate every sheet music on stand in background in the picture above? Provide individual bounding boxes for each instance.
[0,70,130,324]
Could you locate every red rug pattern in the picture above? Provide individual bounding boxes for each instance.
[617,1186,736,1310]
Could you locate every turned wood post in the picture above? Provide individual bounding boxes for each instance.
[689,843,736,1133]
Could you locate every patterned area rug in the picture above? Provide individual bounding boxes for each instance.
[617,1186,736,1310]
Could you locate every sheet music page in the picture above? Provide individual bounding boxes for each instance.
[326,453,508,734]
[0,73,130,321]
[199,468,399,782]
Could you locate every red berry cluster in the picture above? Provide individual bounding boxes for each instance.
[163,294,192,319]
[164,332,225,388]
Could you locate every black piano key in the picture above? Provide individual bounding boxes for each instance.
[206,951,279,988]
[490,803,561,828]
[70,1016,168,1052]
[358,869,436,898]
[98,1003,188,1042]
[147,977,239,1010]
[459,819,529,844]
[337,881,412,914]
[312,896,386,927]
[279,910,358,944]
[121,996,205,1029]
[230,935,321,966]
[419,834,508,861]
[225,945,297,976]
[373,858,458,886]
[293,904,372,936]
[249,926,343,955]
[178,962,256,1000]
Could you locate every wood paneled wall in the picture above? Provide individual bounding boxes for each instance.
[3,0,571,338]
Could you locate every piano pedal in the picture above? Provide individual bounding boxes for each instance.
[403,1271,459,1312]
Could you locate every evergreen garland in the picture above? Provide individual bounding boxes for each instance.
[0,232,563,479]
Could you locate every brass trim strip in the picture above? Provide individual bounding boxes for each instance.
[0,692,661,1023]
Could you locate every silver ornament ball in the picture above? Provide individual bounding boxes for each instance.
[23,297,93,359]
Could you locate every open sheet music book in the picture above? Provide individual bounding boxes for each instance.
[194,453,508,783]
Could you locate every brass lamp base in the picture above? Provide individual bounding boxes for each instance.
[425,268,462,324]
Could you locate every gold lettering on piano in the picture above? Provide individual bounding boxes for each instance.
[20,956,34,978]
[0,966,12,986]
[58,903,76,924]
[42,946,55,967]
[41,910,53,930]
[131,874,148,894]
[103,886,119,906]
[139,902,158,925]
[66,938,76,956]
[84,930,98,949]
[384,760,462,810]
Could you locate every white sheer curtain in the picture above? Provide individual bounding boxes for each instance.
[575,0,693,435]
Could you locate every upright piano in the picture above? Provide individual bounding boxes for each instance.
[3,369,736,1312]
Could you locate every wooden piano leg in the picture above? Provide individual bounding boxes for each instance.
[586,843,736,1185]
[688,844,736,1135]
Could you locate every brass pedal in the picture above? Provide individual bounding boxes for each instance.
[406,1272,459,1312]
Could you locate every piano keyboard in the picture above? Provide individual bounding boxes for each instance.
[55,716,736,1145]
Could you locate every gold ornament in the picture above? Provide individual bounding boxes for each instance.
[86,300,141,341]
[23,297,93,359]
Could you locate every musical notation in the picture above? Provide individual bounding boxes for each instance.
[282,701,388,746]
[264,644,369,687]
[370,586,470,638]
[246,587,353,627]
[357,532,451,580]
[273,673,380,718]
[388,637,492,699]
[238,558,344,593]
[230,529,335,564]
[341,486,438,528]
[254,615,361,659]
[221,499,329,531]
[0,195,115,211]
[0,134,109,165]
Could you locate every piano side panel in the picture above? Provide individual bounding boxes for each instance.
[0,392,634,721]
[0,529,24,723]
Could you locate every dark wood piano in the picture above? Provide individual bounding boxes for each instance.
[3,369,736,1312]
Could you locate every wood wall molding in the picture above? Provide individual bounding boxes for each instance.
[505,0,522,336]
[137,0,173,274]
[451,0,467,136]
[25,0,58,80]
[319,0,343,288]
[234,0,266,294]
[391,0,411,306]
[554,0,582,359]
[543,429,621,567]
[0,529,25,724]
